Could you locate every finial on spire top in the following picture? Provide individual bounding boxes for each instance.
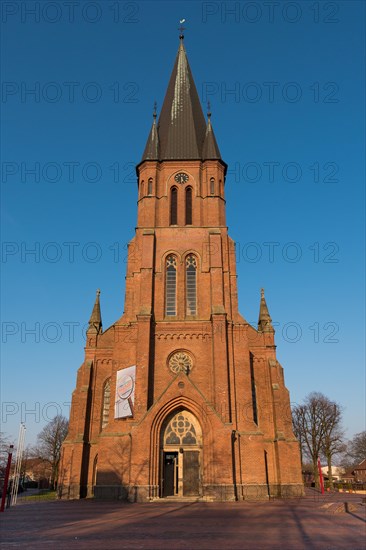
[88,288,102,335]
[178,18,186,40]
[261,288,265,298]
[207,101,211,119]
[153,101,157,119]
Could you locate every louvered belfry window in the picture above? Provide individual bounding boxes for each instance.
[210,178,215,195]
[186,255,197,316]
[148,178,153,195]
[101,378,111,429]
[170,187,178,225]
[166,255,177,316]
[185,187,192,225]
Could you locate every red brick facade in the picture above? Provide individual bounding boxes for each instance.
[59,39,303,501]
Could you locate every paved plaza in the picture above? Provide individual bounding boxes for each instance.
[0,491,365,549]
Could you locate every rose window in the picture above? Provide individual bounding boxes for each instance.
[169,352,192,374]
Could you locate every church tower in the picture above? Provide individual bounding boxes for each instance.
[59,37,303,501]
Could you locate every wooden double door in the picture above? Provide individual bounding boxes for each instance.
[162,450,200,497]
[161,410,202,498]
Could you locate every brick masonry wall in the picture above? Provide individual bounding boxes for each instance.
[58,159,303,501]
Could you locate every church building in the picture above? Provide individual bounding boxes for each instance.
[59,36,303,501]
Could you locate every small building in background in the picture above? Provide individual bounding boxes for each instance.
[22,458,52,488]
[353,459,366,482]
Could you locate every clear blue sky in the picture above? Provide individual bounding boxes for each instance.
[1,1,365,447]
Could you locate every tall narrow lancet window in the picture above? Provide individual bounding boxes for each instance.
[170,187,178,225]
[148,178,153,195]
[210,178,215,195]
[92,455,98,487]
[250,354,258,425]
[165,255,177,316]
[186,255,197,316]
[185,187,192,225]
[101,378,111,430]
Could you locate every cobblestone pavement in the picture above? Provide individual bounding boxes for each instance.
[0,492,365,549]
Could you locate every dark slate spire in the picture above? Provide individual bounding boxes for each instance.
[258,288,274,333]
[202,111,222,160]
[141,103,159,161]
[158,38,206,160]
[141,38,222,162]
[87,289,102,334]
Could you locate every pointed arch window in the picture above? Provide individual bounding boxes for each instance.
[186,254,197,316]
[210,178,215,195]
[164,411,201,446]
[101,378,111,430]
[170,187,178,225]
[140,180,144,198]
[250,354,258,425]
[166,255,177,316]
[148,178,153,195]
[185,187,192,225]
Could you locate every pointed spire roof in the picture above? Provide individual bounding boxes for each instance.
[140,38,224,163]
[202,113,222,160]
[88,289,102,333]
[158,38,206,160]
[258,288,274,333]
[141,105,159,160]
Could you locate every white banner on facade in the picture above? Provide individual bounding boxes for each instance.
[114,366,136,418]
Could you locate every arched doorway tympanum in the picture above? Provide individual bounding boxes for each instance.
[160,410,202,497]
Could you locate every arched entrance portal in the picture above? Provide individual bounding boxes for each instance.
[160,410,202,498]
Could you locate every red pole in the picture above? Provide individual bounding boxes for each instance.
[317,457,324,495]
[0,445,14,512]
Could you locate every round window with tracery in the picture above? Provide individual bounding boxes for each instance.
[168,352,192,374]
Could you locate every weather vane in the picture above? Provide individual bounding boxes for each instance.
[178,18,186,39]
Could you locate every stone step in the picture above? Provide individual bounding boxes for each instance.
[150,496,214,503]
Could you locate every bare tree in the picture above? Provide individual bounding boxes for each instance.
[292,392,344,488]
[0,432,13,470]
[292,404,306,467]
[344,431,366,467]
[320,401,345,488]
[0,432,12,480]
[33,416,68,490]
[292,396,323,487]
